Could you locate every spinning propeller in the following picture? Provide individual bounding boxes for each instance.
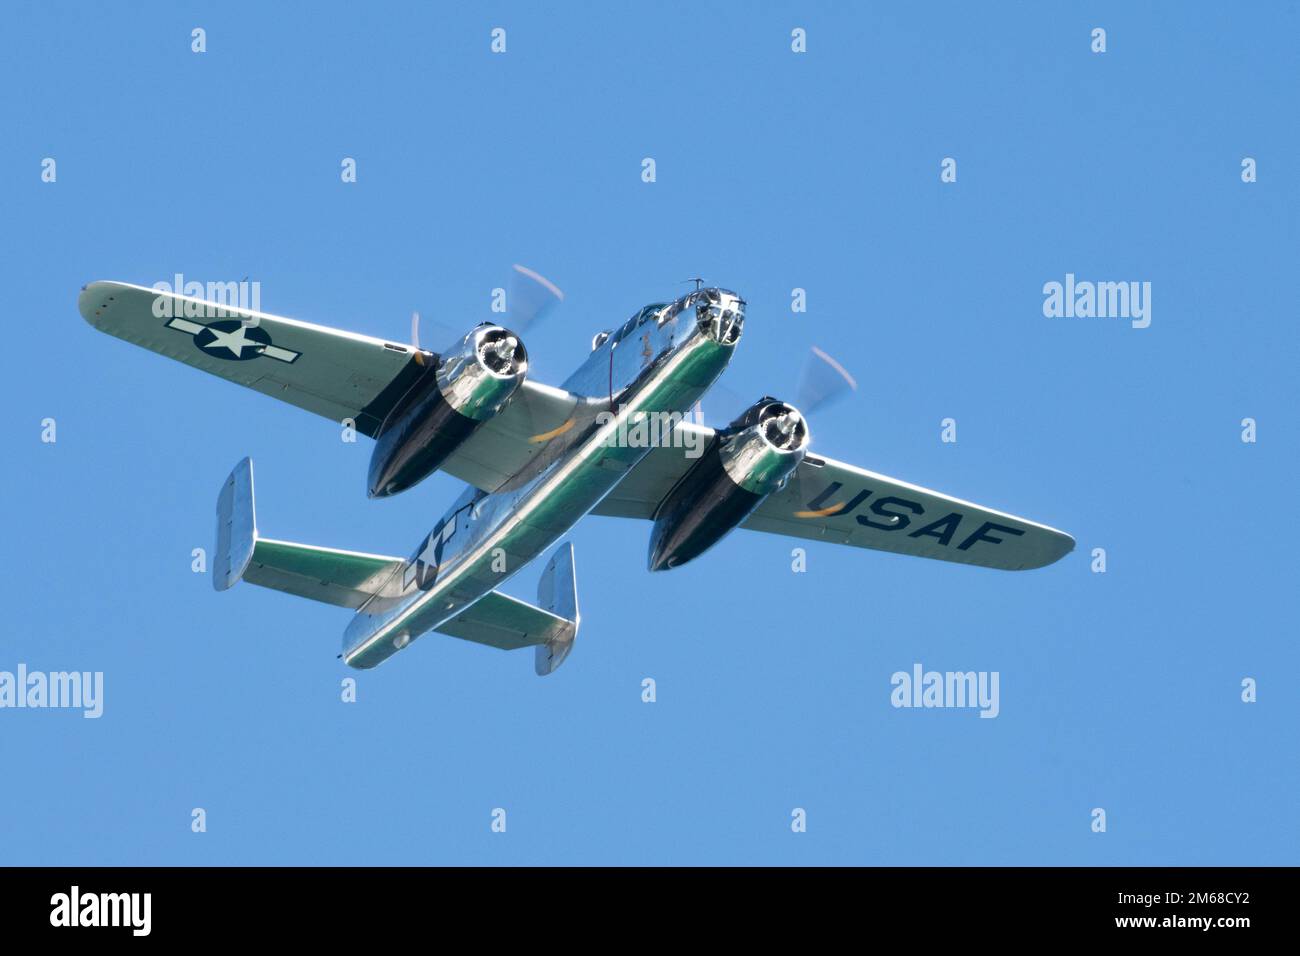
[695,343,859,432]
[408,264,566,361]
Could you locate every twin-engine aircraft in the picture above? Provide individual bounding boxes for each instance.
[79,278,1074,675]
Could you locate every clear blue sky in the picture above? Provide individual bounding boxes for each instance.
[1,2,1295,865]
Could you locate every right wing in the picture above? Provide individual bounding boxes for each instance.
[80,280,585,492]
[741,454,1075,571]
[592,423,1074,571]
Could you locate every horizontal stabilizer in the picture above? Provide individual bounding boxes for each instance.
[432,542,579,676]
[243,540,406,609]
[214,457,404,608]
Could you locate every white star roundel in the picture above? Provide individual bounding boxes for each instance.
[165,317,300,363]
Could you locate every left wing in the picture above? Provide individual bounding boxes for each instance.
[80,280,431,437]
[592,423,1074,571]
[438,381,588,493]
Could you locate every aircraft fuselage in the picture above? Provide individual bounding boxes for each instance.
[341,288,744,668]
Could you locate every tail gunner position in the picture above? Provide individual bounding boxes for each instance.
[79,279,1073,675]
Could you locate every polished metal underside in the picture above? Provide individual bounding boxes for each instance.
[79,278,1074,676]
[342,288,745,667]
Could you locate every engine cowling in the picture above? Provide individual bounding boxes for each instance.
[648,397,809,571]
[367,324,526,497]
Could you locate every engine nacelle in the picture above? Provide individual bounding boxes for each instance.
[367,324,527,497]
[648,397,809,571]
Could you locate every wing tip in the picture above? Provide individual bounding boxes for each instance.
[77,281,105,324]
[77,280,132,327]
[1018,529,1075,570]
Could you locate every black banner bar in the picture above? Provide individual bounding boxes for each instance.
[0,866,1282,941]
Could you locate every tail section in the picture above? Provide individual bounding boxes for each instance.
[431,542,581,675]
[215,458,580,674]
[535,541,579,676]
[214,458,405,608]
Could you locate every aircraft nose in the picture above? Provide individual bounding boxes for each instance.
[696,289,744,346]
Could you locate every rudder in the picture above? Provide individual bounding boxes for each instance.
[535,541,579,676]
[215,457,257,591]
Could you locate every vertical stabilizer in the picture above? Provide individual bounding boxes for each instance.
[535,541,579,676]
[214,457,258,591]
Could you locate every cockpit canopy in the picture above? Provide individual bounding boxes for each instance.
[592,303,668,351]
[615,303,666,341]
[589,288,744,352]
